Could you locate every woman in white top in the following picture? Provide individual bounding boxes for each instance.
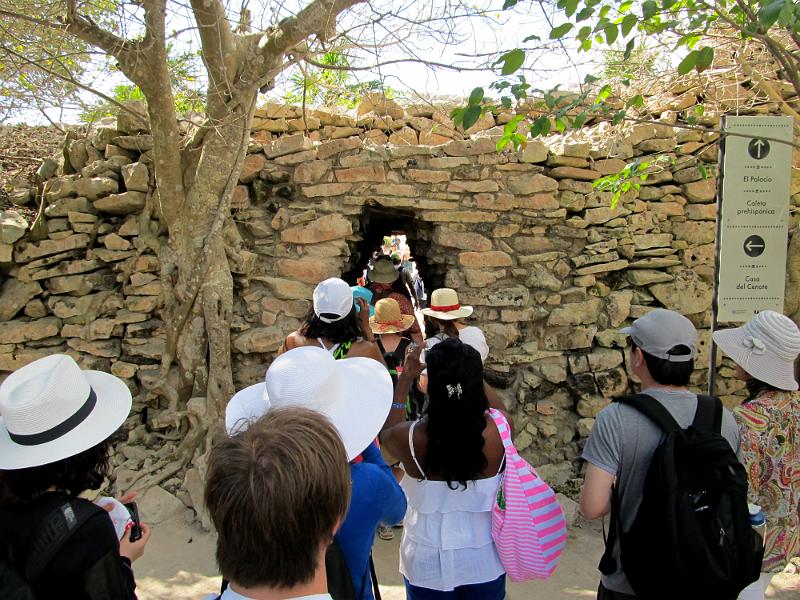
[381,338,507,599]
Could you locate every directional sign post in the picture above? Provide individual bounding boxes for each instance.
[709,116,794,396]
[715,116,793,323]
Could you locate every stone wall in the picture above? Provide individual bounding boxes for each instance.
[2,93,798,489]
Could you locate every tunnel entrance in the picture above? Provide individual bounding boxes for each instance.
[342,206,444,303]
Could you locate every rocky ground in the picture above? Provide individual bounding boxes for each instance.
[134,514,800,600]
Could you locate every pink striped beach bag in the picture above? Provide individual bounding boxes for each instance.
[488,408,567,581]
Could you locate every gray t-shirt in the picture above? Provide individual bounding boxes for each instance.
[582,387,743,595]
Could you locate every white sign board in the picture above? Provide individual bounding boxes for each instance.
[717,116,793,323]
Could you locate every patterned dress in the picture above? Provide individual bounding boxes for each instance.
[734,388,800,572]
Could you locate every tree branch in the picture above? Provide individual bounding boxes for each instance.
[59,2,137,65]
[189,0,236,105]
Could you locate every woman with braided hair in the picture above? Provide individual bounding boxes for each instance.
[380,338,508,599]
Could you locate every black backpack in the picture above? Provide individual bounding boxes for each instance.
[0,499,98,599]
[599,394,763,600]
[376,337,411,387]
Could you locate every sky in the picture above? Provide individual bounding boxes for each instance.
[17,0,601,124]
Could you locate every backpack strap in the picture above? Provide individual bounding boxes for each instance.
[614,394,681,435]
[375,337,386,355]
[25,498,100,582]
[598,484,620,576]
[691,394,723,434]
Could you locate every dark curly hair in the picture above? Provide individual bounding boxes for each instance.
[300,305,362,345]
[0,439,111,505]
[424,337,488,489]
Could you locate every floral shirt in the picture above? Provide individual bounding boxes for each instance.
[734,389,800,572]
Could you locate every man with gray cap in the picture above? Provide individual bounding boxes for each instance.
[579,309,743,599]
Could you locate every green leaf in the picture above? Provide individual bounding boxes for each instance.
[623,38,635,59]
[677,50,699,75]
[584,73,600,84]
[522,34,541,42]
[758,0,785,30]
[573,112,588,128]
[576,7,595,21]
[450,107,464,128]
[662,0,676,9]
[468,87,485,105]
[696,46,714,71]
[621,13,638,37]
[619,1,634,13]
[604,24,619,44]
[555,117,567,133]
[612,110,627,125]
[577,25,593,41]
[626,94,644,108]
[496,135,512,151]
[642,0,658,20]
[502,0,520,9]
[564,0,580,17]
[550,23,574,39]
[495,49,526,75]
[596,84,612,102]
[530,116,551,137]
[462,104,482,130]
[501,96,512,109]
[694,104,705,116]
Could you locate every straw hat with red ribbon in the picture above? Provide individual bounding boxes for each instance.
[421,288,474,321]
[369,298,416,334]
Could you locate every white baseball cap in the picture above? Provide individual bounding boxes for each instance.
[313,278,354,323]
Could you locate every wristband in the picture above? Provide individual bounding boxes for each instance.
[391,402,407,410]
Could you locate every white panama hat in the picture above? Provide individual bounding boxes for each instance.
[0,354,132,470]
[712,310,800,391]
[225,346,392,461]
[421,288,474,321]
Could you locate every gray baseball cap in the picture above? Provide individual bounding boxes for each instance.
[619,308,697,362]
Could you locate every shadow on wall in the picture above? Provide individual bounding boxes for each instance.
[342,205,444,292]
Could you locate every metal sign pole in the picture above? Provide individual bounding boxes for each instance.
[709,116,727,397]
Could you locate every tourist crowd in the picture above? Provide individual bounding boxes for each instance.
[0,253,798,600]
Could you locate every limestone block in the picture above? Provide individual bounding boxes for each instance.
[547,298,601,326]
[524,264,562,292]
[23,298,47,318]
[595,366,629,397]
[116,100,149,134]
[113,135,153,152]
[518,141,548,163]
[316,137,362,160]
[94,191,146,215]
[419,211,497,223]
[442,138,496,157]
[0,210,27,244]
[583,204,630,225]
[75,177,119,200]
[14,234,90,263]
[275,258,341,284]
[685,204,716,220]
[287,116,322,131]
[577,396,611,418]
[280,214,352,244]
[388,126,419,145]
[67,338,120,358]
[334,165,386,183]
[516,193,559,210]
[672,221,715,245]
[102,233,130,251]
[627,269,674,286]
[372,184,419,197]
[493,224,520,238]
[239,153,266,183]
[549,166,601,181]
[484,286,529,307]
[483,323,519,350]
[232,327,284,354]
[593,158,627,176]
[458,251,512,268]
[683,178,716,202]
[547,155,589,168]
[506,173,558,195]
[447,180,499,193]
[419,130,453,145]
[9,188,32,206]
[104,145,135,161]
[28,259,103,281]
[90,248,136,263]
[303,183,352,198]
[464,269,502,288]
[432,229,491,251]
[649,269,712,315]
[357,93,404,119]
[0,317,60,343]
[45,197,96,218]
[541,326,597,351]
[604,290,633,327]
[293,160,331,184]
[576,418,595,438]
[0,280,42,321]
[406,169,450,184]
[48,293,123,320]
[43,176,76,201]
[138,486,186,525]
[45,271,115,296]
[264,134,314,159]
[571,251,620,269]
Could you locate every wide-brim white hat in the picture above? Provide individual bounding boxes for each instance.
[712,310,800,391]
[0,354,132,470]
[225,346,392,460]
[421,288,473,321]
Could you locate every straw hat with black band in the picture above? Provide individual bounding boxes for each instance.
[0,354,132,470]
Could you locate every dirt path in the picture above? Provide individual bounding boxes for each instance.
[135,517,800,599]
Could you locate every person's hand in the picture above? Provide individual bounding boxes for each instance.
[402,344,425,380]
[102,490,137,513]
[356,298,374,339]
[119,522,151,562]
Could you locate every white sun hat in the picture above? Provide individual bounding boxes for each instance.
[421,288,474,321]
[225,346,392,460]
[712,310,800,391]
[0,354,132,470]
